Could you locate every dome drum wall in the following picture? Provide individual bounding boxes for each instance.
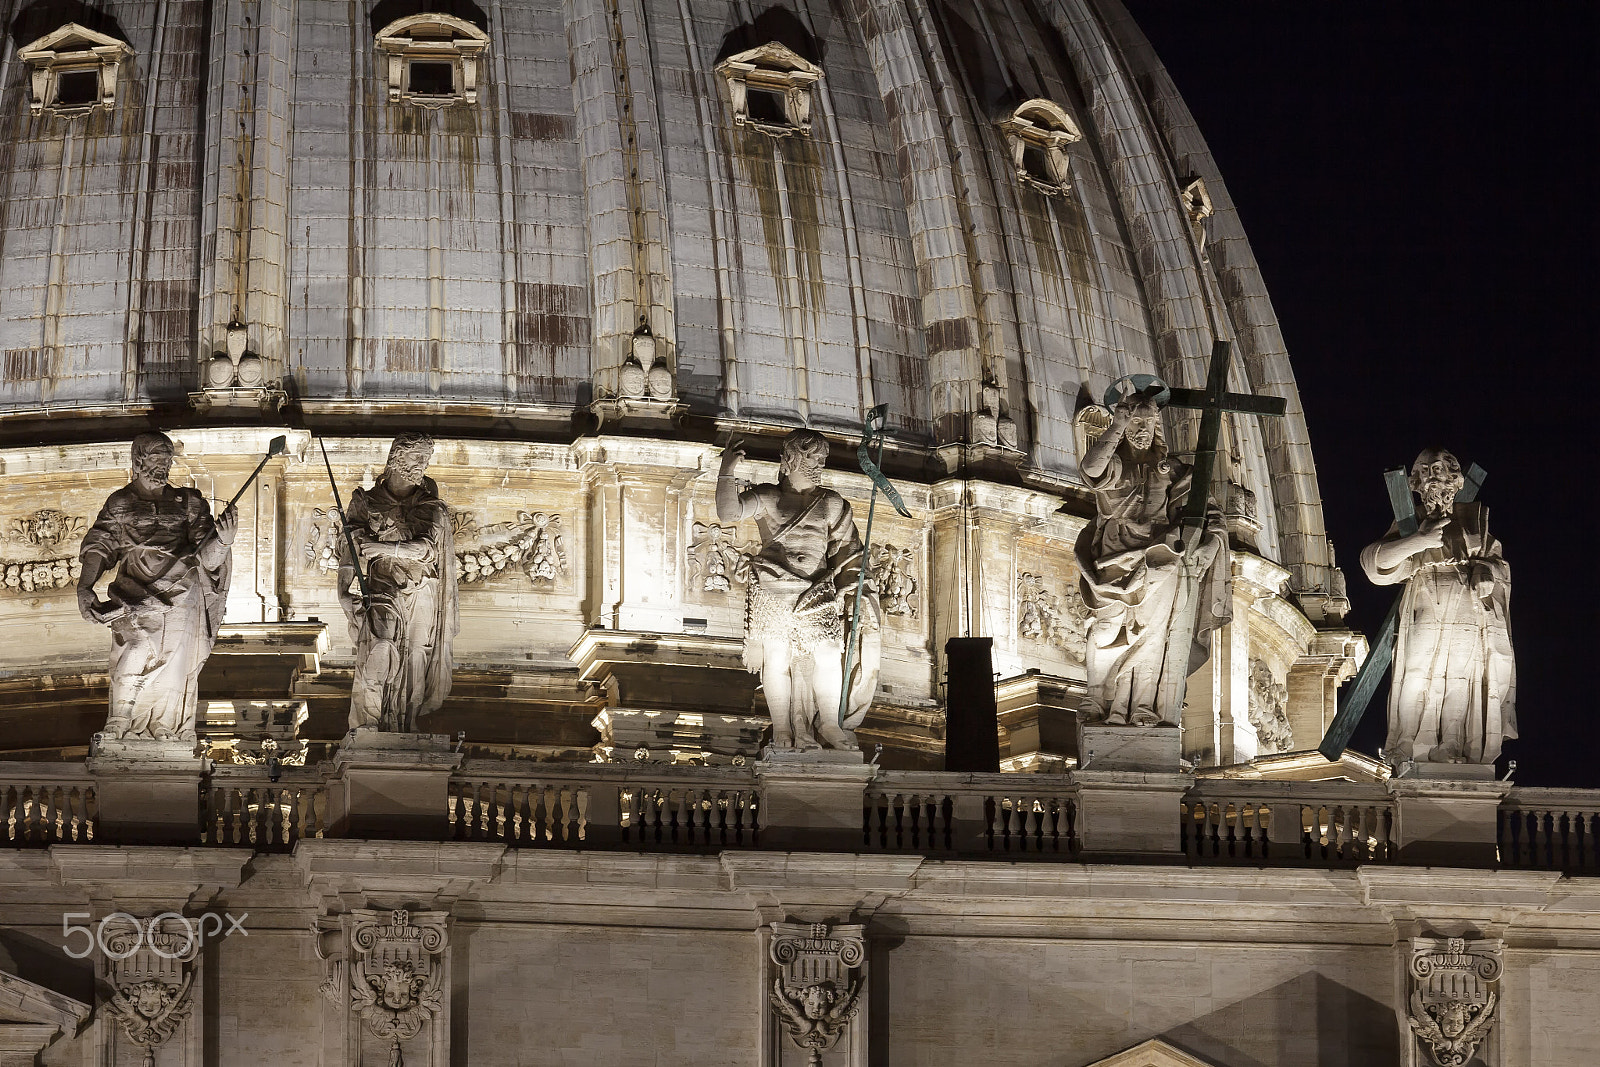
[0,0,1352,766]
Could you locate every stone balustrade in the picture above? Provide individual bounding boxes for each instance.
[3,756,1594,873]
[0,763,97,844]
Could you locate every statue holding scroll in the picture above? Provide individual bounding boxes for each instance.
[1075,389,1231,726]
[337,434,458,732]
[1361,448,1515,764]
[77,432,236,741]
[717,430,880,751]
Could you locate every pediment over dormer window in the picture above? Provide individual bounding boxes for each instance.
[716,42,822,138]
[375,14,489,108]
[1084,1038,1220,1067]
[999,98,1084,195]
[18,23,133,116]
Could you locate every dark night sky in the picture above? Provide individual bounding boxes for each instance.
[1122,3,1599,786]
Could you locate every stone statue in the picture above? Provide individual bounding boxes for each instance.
[339,434,458,732]
[1361,448,1515,764]
[1074,390,1231,726]
[77,432,235,741]
[717,431,880,751]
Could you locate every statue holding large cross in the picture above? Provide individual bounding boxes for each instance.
[1075,341,1286,727]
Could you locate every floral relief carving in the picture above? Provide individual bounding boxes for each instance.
[304,507,342,573]
[101,916,199,1067]
[687,521,753,592]
[0,508,87,594]
[1408,937,1502,1067]
[769,921,865,1067]
[455,512,567,586]
[869,543,918,617]
[9,508,86,547]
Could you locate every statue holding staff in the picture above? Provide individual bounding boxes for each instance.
[77,432,236,741]
[717,430,880,751]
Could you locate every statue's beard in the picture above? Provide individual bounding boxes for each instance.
[1419,484,1454,516]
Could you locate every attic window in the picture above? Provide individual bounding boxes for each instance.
[19,23,133,116]
[999,99,1083,196]
[715,42,822,138]
[375,14,488,108]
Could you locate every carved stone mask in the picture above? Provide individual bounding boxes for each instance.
[1434,1000,1471,1039]
[132,980,171,1020]
[373,962,423,1011]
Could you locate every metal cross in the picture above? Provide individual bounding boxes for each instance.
[1163,339,1288,542]
[1317,461,1488,761]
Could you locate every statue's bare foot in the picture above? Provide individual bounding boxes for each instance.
[1131,708,1160,727]
[102,718,131,739]
[151,727,177,742]
[1104,709,1129,726]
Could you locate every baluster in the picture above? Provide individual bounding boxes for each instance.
[4,786,15,843]
[982,796,998,851]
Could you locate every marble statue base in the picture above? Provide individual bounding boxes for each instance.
[331,729,463,839]
[1073,769,1193,856]
[755,752,875,850]
[1395,760,1498,782]
[86,735,205,844]
[1077,723,1182,772]
[1387,774,1513,866]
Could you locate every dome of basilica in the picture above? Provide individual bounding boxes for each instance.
[0,0,1355,768]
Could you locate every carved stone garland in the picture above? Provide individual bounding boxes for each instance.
[1247,658,1294,754]
[769,921,865,1066]
[2,507,86,592]
[1408,937,1502,1067]
[348,909,449,1067]
[101,916,200,1067]
[687,520,753,591]
[868,544,918,618]
[455,512,567,585]
[1017,571,1089,661]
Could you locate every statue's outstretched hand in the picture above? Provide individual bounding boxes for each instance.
[76,585,100,624]
[720,437,746,470]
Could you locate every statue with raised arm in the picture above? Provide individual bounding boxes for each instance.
[1074,388,1231,726]
[76,432,236,741]
[717,431,880,752]
[338,434,458,732]
[1361,448,1515,764]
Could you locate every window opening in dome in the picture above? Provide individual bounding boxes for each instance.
[375,14,488,108]
[999,99,1083,197]
[18,23,133,116]
[407,61,455,97]
[53,69,101,108]
[715,42,822,139]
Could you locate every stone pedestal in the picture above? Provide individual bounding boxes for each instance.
[1389,767,1511,866]
[1077,723,1182,772]
[996,672,1082,772]
[86,736,205,844]
[592,707,768,764]
[754,749,873,851]
[1073,769,1193,855]
[330,729,463,839]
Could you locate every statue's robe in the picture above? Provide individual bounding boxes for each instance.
[742,484,880,740]
[343,477,458,730]
[1361,501,1515,763]
[1074,443,1231,725]
[79,485,231,739]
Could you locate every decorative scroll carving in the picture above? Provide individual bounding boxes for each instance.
[1248,659,1293,754]
[349,909,449,1067]
[769,921,865,1066]
[455,512,567,586]
[9,508,85,547]
[869,544,918,618]
[1408,937,1502,1066]
[101,915,199,1067]
[687,521,752,592]
[1017,572,1089,662]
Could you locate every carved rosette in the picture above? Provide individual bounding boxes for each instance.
[1408,937,1502,1066]
[347,909,449,1067]
[100,915,200,1067]
[2,507,87,593]
[768,921,865,1066]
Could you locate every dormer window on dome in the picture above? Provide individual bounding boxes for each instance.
[999,99,1083,196]
[715,43,822,138]
[375,14,489,108]
[18,23,133,116]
